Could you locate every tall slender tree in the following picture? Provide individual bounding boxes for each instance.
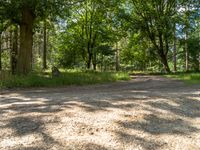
[128,0,177,72]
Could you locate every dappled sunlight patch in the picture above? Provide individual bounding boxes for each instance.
[0,135,42,149]
[148,98,180,107]
[188,96,200,101]
[0,75,199,149]
[130,90,149,93]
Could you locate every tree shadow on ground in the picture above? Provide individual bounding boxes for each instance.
[15,142,109,150]
[115,131,165,150]
[146,97,200,118]
[0,76,200,149]
[0,90,148,114]
[0,116,60,145]
[117,114,198,135]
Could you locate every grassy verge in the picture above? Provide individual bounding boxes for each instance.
[164,72,200,84]
[0,70,130,89]
[130,70,200,84]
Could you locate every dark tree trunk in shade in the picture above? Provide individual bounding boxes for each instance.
[160,53,170,73]
[115,42,120,71]
[11,26,18,74]
[185,31,189,71]
[87,52,92,69]
[17,7,34,75]
[173,26,177,72]
[0,33,2,70]
[43,20,47,69]
[158,31,170,73]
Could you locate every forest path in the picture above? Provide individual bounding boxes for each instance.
[0,76,200,150]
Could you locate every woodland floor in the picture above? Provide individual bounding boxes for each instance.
[0,76,200,150]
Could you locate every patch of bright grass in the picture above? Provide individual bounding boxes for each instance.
[0,70,130,89]
[164,72,200,84]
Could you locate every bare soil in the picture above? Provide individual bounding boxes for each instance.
[0,76,200,150]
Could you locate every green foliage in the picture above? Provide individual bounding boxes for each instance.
[165,72,200,84]
[0,0,199,77]
[0,70,130,89]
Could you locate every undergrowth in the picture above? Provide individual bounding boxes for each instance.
[0,70,130,89]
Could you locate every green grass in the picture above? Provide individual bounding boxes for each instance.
[164,72,200,84]
[0,70,130,89]
[129,70,200,84]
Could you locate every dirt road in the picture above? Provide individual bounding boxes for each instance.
[0,76,200,150]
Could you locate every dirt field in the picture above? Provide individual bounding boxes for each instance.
[0,76,200,150]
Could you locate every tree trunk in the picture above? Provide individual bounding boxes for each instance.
[100,52,103,72]
[115,42,120,71]
[17,7,34,75]
[173,26,177,72]
[185,31,189,72]
[93,51,96,70]
[160,53,170,73]
[11,26,18,74]
[43,20,47,69]
[10,30,13,70]
[92,35,97,70]
[73,49,76,67]
[93,62,96,70]
[199,53,200,71]
[87,53,92,69]
[158,31,170,73]
[199,31,200,71]
[0,33,2,70]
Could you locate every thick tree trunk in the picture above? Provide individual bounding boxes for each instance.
[11,26,18,74]
[43,20,47,69]
[93,62,96,70]
[17,7,34,75]
[158,31,170,73]
[160,53,170,73]
[87,53,92,69]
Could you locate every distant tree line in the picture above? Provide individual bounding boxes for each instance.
[0,0,199,75]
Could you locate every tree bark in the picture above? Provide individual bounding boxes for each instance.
[159,52,170,73]
[91,34,97,70]
[185,31,189,72]
[43,20,47,69]
[199,53,200,71]
[0,33,2,70]
[87,52,92,69]
[173,26,177,72]
[100,52,103,72]
[17,7,34,75]
[198,31,200,71]
[11,25,18,74]
[93,50,96,70]
[158,31,170,73]
[115,42,120,71]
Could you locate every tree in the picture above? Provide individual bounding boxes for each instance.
[127,0,177,72]
[43,20,47,69]
[11,25,19,74]
[1,0,76,74]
